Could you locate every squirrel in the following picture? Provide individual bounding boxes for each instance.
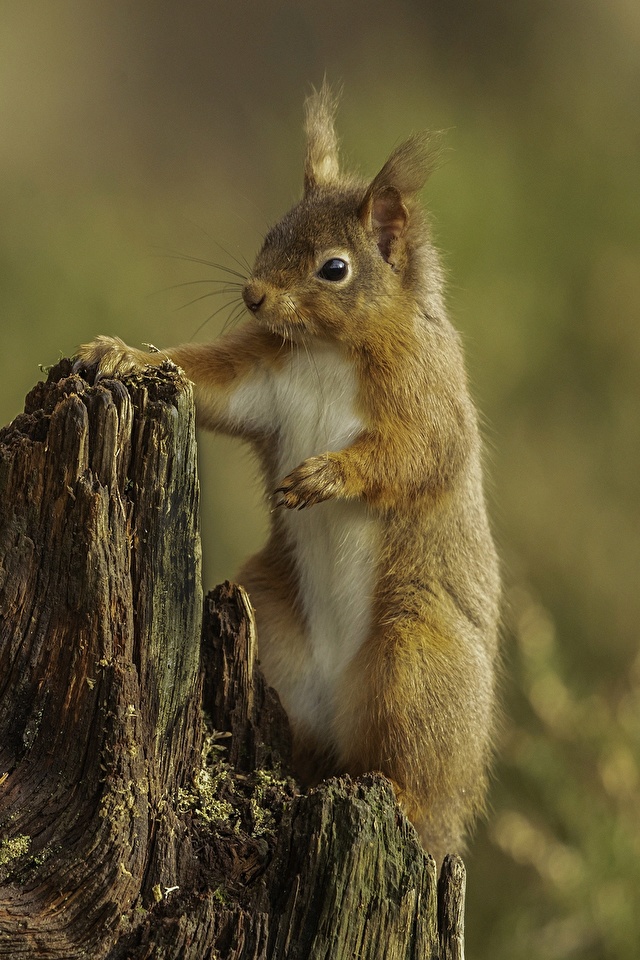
[76,84,501,865]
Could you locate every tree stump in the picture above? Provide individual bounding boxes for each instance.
[0,360,466,959]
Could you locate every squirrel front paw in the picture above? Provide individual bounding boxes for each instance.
[74,335,163,379]
[276,455,345,509]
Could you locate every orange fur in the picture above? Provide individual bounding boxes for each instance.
[76,84,500,865]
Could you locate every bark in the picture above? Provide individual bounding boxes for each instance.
[0,360,466,959]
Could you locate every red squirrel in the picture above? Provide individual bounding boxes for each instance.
[76,84,501,864]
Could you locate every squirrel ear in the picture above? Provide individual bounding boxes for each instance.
[359,133,439,263]
[360,186,409,264]
[304,81,341,193]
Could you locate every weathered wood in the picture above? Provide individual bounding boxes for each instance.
[257,774,440,960]
[0,360,466,959]
[0,359,204,957]
[438,855,466,960]
[202,581,292,774]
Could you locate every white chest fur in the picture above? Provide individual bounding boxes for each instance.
[228,343,378,732]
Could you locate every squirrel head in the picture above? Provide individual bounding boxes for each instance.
[243,83,442,349]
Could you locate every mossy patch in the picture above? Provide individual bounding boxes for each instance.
[176,727,297,901]
[0,834,31,866]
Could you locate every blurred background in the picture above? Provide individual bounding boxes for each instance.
[1,1,638,956]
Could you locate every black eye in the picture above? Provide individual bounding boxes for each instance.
[317,258,349,282]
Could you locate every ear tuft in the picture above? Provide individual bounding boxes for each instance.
[359,132,441,264]
[367,132,441,199]
[304,80,341,193]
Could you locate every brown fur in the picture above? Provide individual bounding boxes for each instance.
[76,84,500,865]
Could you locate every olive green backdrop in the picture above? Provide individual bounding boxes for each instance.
[1,3,638,957]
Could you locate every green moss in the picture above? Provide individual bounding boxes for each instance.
[177,733,237,829]
[246,768,292,838]
[0,834,30,866]
[211,884,230,905]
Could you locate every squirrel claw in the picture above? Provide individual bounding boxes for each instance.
[73,335,160,381]
[275,455,344,510]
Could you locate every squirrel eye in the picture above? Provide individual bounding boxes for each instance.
[317,258,349,282]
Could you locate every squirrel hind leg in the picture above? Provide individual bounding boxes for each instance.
[404,802,467,867]
[331,619,490,865]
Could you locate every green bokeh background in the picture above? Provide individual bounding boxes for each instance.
[1,2,639,957]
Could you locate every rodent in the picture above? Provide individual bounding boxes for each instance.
[76,84,501,865]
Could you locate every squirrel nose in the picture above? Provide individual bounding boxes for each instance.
[243,282,266,313]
